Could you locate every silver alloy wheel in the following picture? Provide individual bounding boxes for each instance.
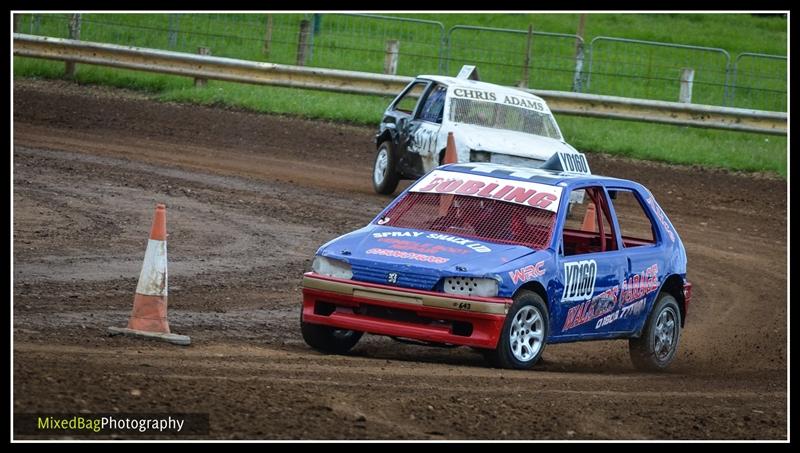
[653,306,678,361]
[509,305,544,362]
[374,147,388,186]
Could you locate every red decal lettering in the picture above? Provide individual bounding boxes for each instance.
[417,177,443,192]
[477,183,499,197]
[435,179,464,193]
[528,192,558,209]
[509,268,526,285]
[503,187,536,204]
[455,180,485,195]
[491,185,514,199]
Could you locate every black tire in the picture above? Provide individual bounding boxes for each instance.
[301,320,363,354]
[483,290,549,370]
[372,140,401,195]
[629,292,682,371]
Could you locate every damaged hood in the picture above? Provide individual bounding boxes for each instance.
[452,123,577,162]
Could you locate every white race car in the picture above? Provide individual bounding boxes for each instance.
[372,66,589,195]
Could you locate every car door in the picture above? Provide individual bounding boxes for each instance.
[551,185,627,341]
[397,83,447,177]
[387,80,431,177]
[605,186,666,334]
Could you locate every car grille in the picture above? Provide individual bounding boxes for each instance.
[351,263,439,290]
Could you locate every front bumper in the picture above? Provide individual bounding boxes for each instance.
[301,273,511,349]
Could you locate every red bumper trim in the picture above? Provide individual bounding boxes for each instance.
[301,273,509,349]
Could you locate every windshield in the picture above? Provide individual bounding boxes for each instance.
[449,97,562,140]
[378,192,556,250]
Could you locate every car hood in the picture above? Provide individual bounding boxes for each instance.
[451,123,577,161]
[317,225,541,290]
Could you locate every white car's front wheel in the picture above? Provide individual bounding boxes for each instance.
[373,141,400,195]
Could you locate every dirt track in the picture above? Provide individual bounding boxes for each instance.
[12,79,787,440]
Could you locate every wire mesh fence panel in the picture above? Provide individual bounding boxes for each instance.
[17,13,71,38]
[301,14,444,76]
[14,13,787,114]
[445,26,583,91]
[586,37,731,106]
[729,53,787,111]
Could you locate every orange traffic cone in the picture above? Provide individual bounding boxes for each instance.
[582,202,597,232]
[108,204,190,345]
[442,132,458,164]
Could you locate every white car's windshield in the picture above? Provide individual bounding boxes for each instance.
[449,98,562,140]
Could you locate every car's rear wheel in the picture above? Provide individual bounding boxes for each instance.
[629,292,682,371]
[373,140,400,195]
[301,319,363,354]
[484,290,548,369]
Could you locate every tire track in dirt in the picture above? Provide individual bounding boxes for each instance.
[12,79,787,439]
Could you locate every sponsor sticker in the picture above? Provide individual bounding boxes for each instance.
[620,264,659,305]
[562,285,619,331]
[412,170,562,212]
[366,248,449,264]
[372,230,491,253]
[646,196,675,242]
[451,88,550,113]
[508,261,545,285]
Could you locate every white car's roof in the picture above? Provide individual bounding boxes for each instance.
[416,75,547,104]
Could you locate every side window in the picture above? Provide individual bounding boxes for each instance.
[608,189,656,247]
[393,82,428,114]
[562,187,618,256]
[418,85,447,123]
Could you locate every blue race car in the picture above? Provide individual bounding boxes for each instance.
[301,156,692,371]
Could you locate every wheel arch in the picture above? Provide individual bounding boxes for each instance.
[376,129,396,149]
[659,274,687,327]
[513,281,549,311]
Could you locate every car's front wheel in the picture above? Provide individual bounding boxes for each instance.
[373,141,401,195]
[301,320,363,354]
[484,290,549,369]
[629,292,682,371]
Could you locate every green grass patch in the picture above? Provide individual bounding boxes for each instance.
[15,13,787,110]
[14,11,788,177]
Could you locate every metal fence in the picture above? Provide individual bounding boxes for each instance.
[445,25,584,92]
[13,13,787,112]
[729,53,787,111]
[586,37,732,107]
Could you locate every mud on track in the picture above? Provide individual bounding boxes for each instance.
[13,79,787,440]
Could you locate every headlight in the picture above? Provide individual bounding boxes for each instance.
[443,277,498,297]
[312,256,353,280]
[470,150,491,162]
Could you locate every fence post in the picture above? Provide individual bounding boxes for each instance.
[572,14,587,92]
[13,14,19,33]
[194,47,211,87]
[65,14,81,78]
[296,19,311,66]
[262,15,273,57]
[32,14,41,34]
[384,40,399,75]
[679,67,694,103]
[312,14,322,35]
[167,14,179,48]
[520,24,533,88]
